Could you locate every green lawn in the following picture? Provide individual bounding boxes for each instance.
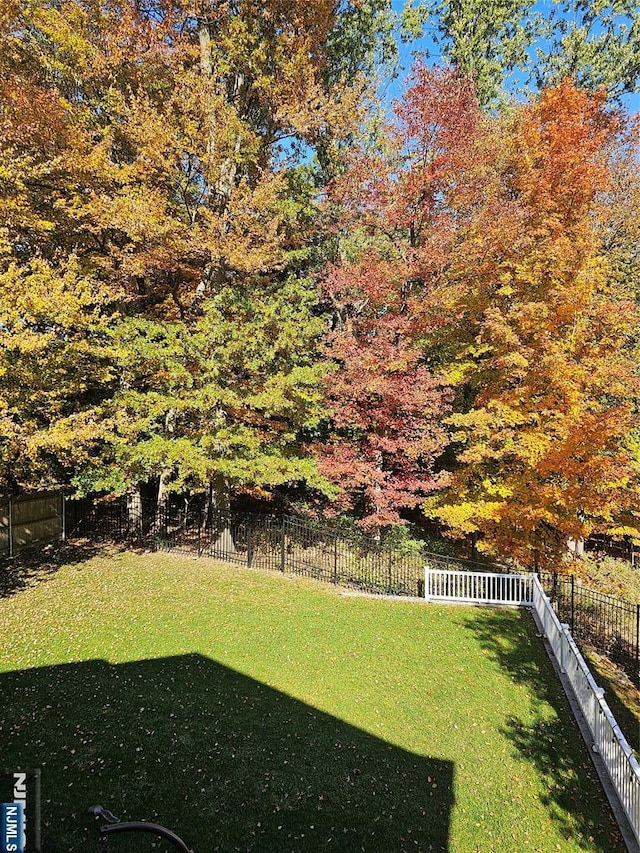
[0,548,627,852]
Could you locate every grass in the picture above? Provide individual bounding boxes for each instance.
[0,548,629,853]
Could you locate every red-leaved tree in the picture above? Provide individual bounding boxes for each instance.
[317,66,640,561]
[315,68,481,529]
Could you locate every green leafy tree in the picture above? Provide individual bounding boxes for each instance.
[402,0,537,106]
[534,0,640,101]
[401,0,640,106]
[0,0,394,511]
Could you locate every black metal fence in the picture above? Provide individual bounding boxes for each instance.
[174,510,431,597]
[539,571,639,687]
[65,494,154,542]
[66,496,431,597]
[65,495,640,686]
[585,533,639,566]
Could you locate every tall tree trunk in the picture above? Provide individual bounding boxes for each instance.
[155,468,172,537]
[191,14,242,317]
[155,408,177,534]
[198,17,212,77]
[126,486,142,535]
[198,14,242,204]
[209,472,235,554]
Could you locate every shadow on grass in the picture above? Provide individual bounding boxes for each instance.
[462,608,625,850]
[0,542,104,600]
[0,654,454,853]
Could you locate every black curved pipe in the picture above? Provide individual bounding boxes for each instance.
[99,820,191,852]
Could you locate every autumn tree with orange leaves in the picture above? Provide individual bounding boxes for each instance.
[428,79,640,565]
[321,68,639,562]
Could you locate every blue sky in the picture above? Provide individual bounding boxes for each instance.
[384,0,639,116]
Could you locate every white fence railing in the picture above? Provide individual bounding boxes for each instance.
[425,567,640,848]
[425,568,534,606]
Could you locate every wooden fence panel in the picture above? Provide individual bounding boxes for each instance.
[0,500,9,557]
[0,493,64,556]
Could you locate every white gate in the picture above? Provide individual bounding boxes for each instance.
[425,567,534,606]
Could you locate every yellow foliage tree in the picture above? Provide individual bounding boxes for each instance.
[0,0,394,505]
[425,81,640,565]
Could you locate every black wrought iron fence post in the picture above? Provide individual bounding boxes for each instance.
[636,603,639,688]
[247,523,253,568]
[280,517,286,573]
[7,499,13,558]
[571,574,575,634]
[333,533,338,584]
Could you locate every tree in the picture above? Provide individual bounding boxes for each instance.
[423,79,640,565]
[401,0,640,107]
[401,0,537,107]
[0,258,119,491]
[318,65,639,561]
[533,0,640,102]
[318,261,450,529]
[0,0,394,510]
[314,68,477,528]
